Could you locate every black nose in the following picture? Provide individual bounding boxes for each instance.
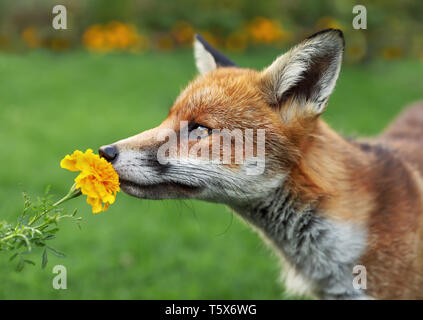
[99,145,118,162]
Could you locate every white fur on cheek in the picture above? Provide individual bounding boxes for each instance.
[112,149,285,203]
[157,156,285,203]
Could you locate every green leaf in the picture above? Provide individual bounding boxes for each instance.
[45,228,60,234]
[20,234,31,250]
[47,246,66,258]
[44,185,51,196]
[9,252,18,261]
[18,216,29,225]
[2,184,83,271]
[34,241,46,247]
[24,259,35,266]
[16,242,25,249]
[16,257,24,272]
[42,248,48,269]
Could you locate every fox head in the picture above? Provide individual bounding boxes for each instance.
[100,29,344,206]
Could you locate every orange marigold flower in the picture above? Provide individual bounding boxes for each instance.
[60,149,120,214]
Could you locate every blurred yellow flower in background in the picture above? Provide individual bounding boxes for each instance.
[156,33,175,51]
[172,21,195,45]
[60,149,120,214]
[200,31,221,48]
[49,38,71,51]
[346,44,366,63]
[0,34,10,50]
[315,16,343,31]
[247,17,288,44]
[83,21,147,53]
[381,47,403,60]
[225,31,248,52]
[21,27,40,48]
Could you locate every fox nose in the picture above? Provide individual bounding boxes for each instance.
[99,145,118,163]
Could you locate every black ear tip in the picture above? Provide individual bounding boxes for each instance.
[194,33,206,45]
[307,28,344,39]
[193,33,238,68]
[307,28,345,48]
[330,29,344,45]
[328,28,344,37]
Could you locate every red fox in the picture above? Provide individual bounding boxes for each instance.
[99,29,423,299]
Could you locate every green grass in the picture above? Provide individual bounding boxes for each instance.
[0,49,422,299]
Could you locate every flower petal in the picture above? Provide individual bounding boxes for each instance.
[87,196,102,214]
[61,149,120,214]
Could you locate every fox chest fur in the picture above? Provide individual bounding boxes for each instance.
[234,186,368,299]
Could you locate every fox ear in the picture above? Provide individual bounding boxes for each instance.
[262,29,344,115]
[194,34,237,74]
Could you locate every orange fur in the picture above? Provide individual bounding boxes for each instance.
[112,59,423,298]
[170,69,423,299]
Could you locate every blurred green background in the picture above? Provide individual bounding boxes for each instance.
[0,0,422,62]
[0,0,422,299]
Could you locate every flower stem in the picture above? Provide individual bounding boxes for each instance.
[28,183,81,226]
[53,183,82,207]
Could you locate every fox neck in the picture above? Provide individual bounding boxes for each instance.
[230,119,370,299]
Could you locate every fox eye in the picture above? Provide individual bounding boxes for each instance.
[190,124,212,139]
